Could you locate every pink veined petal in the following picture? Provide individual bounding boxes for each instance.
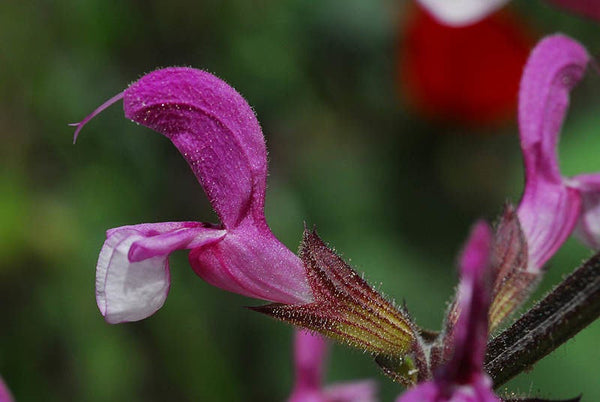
[568,173,600,248]
[122,67,268,229]
[105,221,206,238]
[189,220,313,304]
[517,34,590,270]
[0,377,14,402]
[517,180,581,270]
[547,0,600,20]
[518,34,589,185]
[415,0,510,27]
[71,68,268,229]
[73,68,313,307]
[97,222,226,324]
[128,223,225,261]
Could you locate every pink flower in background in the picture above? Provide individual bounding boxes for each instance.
[515,34,599,270]
[288,330,377,402]
[72,68,313,324]
[486,34,598,329]
[0,377,13,402]
[416,0,600,26]
[397,222,499,402]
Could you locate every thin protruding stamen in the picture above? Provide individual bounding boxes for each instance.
[69,91,125,144]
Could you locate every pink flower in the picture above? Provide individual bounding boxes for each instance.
[397,222,500,402]
[515,34,598,271]
[487,34,596,329]
[288,330,377,402]
[72,68,313,323]
[416,0,600,27]
[0,377,14,402]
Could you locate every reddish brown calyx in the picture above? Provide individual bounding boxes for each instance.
[252,228,421,384]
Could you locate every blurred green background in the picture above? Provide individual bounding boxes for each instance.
[1,0,599,401]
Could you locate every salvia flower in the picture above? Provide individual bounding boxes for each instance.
[255,34,599,386]
[397,222,500,402]
[71,34,596,402]
[288,330,377,402]
[516,34,596,260]
[72,68,313,323]
[487,34,597,329]
[416,0,600,27]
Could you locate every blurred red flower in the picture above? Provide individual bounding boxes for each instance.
[400,4,533,127]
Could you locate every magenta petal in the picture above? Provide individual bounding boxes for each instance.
[518,34,589,185]
[397,376,499,402]
[0,377,14,402]
[97,222,225,324]
[323,381,378,402]
[123,68,267,228]
[398,223,498,402]
[568,173,600,248]
[517,34,590,270]
[447,374,500,402]
[293,330,327,391]
[445,221,493,383]
[396,381,439,402]
[288,330,378,402]
[288,330,327,402]
[127,222,226,261]
[517,181,581,270]
[190,222,313,304]
[547,0,600,20]
[76,69,314,310]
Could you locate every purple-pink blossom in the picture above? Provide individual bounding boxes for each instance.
[288,330,377,402]
[70,32,599,402]
[515,34,598,271]
[73,68,313,323]
[484,34,598,330]
[397,222,499,402]
[395,33,598,400]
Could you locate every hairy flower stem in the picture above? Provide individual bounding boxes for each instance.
[484,252,600,387]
